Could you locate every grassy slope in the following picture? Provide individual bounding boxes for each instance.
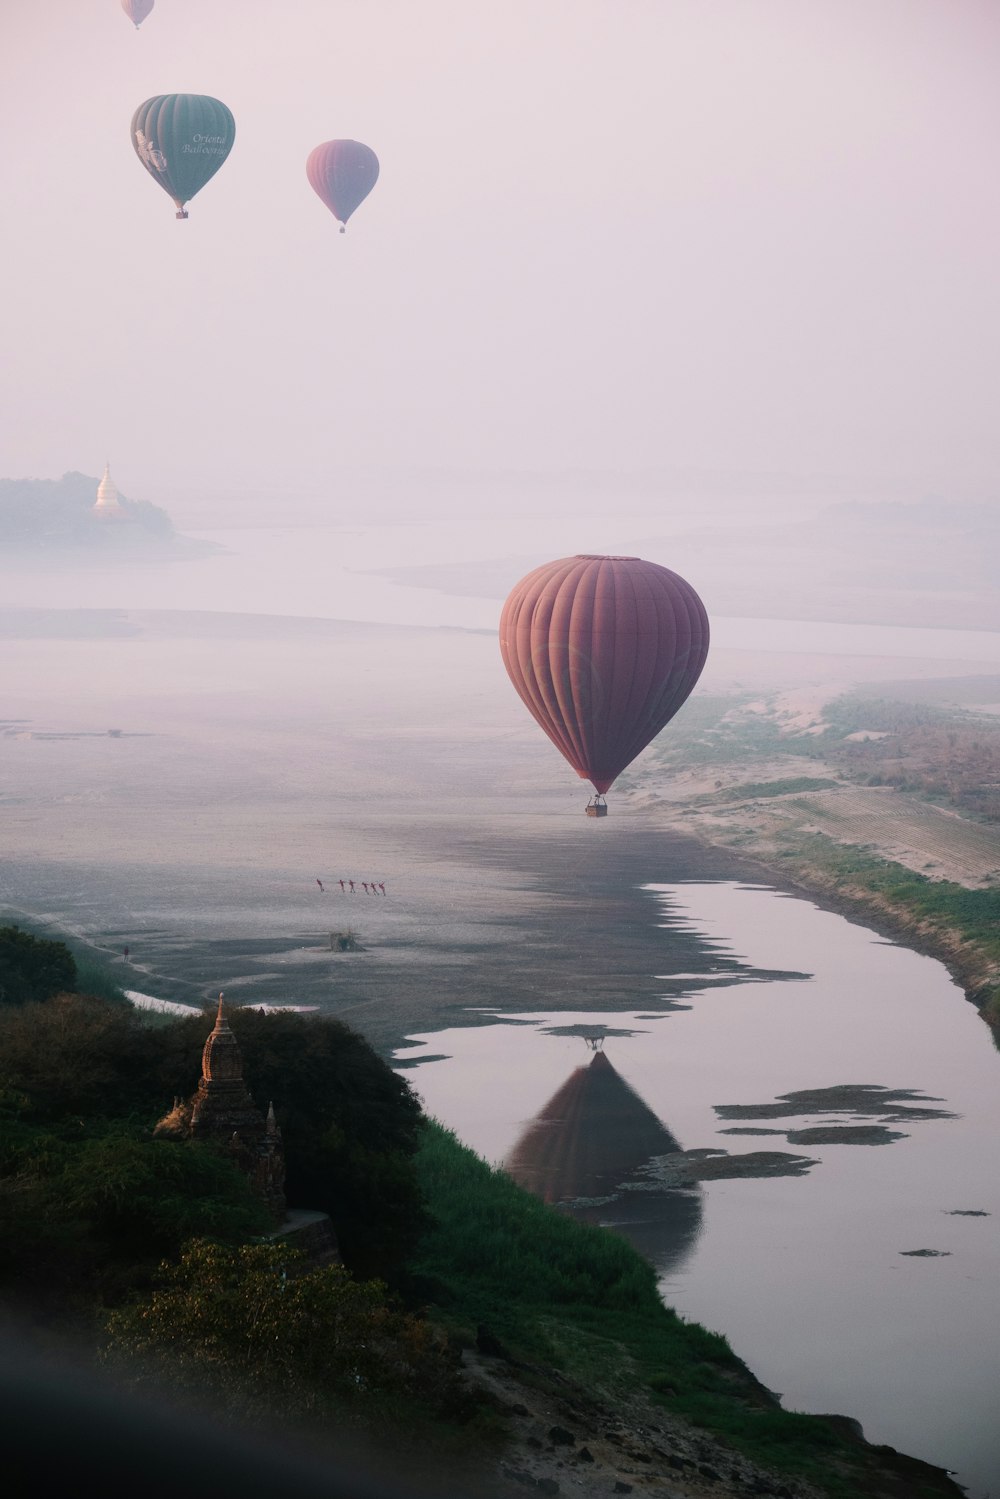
[412,1123,961,1499]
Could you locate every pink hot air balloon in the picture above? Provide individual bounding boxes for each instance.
[306,141,379,233]
[499,554,709,813]
[122,0,154,27]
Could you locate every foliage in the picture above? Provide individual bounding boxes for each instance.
[0,994,163,1119]
[0,1112,267,1305]
[412,1122,662,1321]
[103,1240,466,1425]
[817,695,1000,821]
[719,776,840,800]
[0,994,428,1284]
[820,693,945,737]
[154,1008,428,1281]
[0,915,131,1008]
[71,955,130,1007]
[0,925,77,1008]
[648,696,796,769]
[796,836,1000,961]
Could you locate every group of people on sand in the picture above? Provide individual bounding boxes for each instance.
[316,879,386,896]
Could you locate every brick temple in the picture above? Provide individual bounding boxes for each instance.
[155,994,286,1224]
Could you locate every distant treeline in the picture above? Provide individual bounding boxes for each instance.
[0,472,173,548]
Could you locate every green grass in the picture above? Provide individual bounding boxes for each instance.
[411,1123,958,1496]
[793,837,1000,961]
[720,776,841,801]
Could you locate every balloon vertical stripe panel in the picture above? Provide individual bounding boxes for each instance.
[499,555,709,796]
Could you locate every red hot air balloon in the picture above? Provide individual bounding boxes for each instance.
[306,141,379,232]
[499,555,709,813]
[131,95,235,219]
[122,0,154,27]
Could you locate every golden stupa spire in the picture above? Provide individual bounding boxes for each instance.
[94,460,125,518]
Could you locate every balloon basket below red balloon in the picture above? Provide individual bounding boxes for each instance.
[585,799,608,818]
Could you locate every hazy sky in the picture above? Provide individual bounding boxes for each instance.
[3,0,999,515]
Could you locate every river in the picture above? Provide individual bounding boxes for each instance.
[395,880,1000,1498]
[4,520,1000,665]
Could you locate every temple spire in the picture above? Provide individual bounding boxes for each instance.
[93,459,126,519]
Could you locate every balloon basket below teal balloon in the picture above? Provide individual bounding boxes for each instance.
[175,210,189,219]
[585,797,608,818]
[339,224,346,234]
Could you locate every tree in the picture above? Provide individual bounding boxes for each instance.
[103,1240,464,1423]
[0,926,76,1008]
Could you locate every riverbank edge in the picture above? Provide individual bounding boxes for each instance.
[644,808,1000,1039]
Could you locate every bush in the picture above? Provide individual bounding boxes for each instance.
[0,926,76,1008]
[103,1240,465,1424]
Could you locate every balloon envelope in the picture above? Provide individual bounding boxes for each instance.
[499,554,709,794]
[306,141,379,230]
[122,0,154,26]
[130,95,235,217]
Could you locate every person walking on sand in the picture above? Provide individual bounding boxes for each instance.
[362,882,370,894]
[339,879,345,893]
[348,880,356,893]
[378,882,386,896]
[316,879,325,893]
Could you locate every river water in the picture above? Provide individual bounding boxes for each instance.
[395,881,1000,1498]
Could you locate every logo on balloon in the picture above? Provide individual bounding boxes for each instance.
[134,130,167,173]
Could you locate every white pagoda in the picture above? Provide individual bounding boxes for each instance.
[93,461,127,520]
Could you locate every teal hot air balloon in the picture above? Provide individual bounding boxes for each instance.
[131,95,235,219]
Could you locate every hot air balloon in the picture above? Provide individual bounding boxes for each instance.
[130,95,235,219]
[306,141,379,232]
[499,554,709,814]
[122,0,154,27]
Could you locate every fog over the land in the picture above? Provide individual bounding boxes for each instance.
[3,0,1000,526]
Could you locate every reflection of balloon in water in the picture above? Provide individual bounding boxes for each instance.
[130,95,236,219]
[505,1051,702,1276]
[306,141,380,233]
[122,0,154,27]
[499,554,709,805]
